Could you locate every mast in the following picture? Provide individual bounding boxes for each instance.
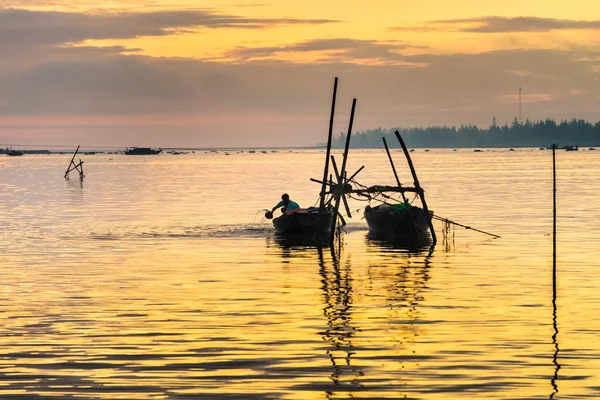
[319,77,338,211]
[329,99,356,244]
[394,131,437,245]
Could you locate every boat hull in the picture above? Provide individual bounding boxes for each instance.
[273,210,333,236]
[364,205,432,244]
[124,148,162,155]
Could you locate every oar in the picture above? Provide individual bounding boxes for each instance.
[432,215,501,238]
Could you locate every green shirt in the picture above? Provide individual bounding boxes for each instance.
[274,200,300,210]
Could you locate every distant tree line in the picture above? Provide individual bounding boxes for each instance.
[328,118,600,148]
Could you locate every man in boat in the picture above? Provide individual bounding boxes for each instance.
[271,193,300,214]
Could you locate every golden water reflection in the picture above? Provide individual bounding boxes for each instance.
[2,151,599,398]
[265,236,437,398]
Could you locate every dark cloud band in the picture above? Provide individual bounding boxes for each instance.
[391,16,600,33]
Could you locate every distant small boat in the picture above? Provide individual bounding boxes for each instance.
[547,144,579,151]
[6,148,24,156]
[124,147,162,155]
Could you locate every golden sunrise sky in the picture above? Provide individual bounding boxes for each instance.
[1,0,599,147]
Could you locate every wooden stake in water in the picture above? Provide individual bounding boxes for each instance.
[552,144,556,293]
[64,145,85,180]
[550,143,560,398]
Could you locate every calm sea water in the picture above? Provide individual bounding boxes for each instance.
[0,148,599,399]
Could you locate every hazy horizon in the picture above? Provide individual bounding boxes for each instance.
[1,1,600,147]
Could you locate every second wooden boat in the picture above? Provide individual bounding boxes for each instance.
[364,203,432,243]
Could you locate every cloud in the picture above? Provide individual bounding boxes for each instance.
[0,8,337,53]
[391,16,600,33]
[1,30,599,147]
[223,38,426,65]
[499,93,555,104]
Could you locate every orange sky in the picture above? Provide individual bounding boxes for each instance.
[1,1,600,147]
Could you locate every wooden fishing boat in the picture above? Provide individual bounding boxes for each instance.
[272,208,333,236]
[364,203,432,243]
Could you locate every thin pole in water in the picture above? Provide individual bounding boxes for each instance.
[550,143,560,398]
[552,144,557,295]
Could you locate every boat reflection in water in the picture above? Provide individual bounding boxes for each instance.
[316,247,364,390]
[268,236,433,397]
[365,230,434,253]
[269,233,330,253]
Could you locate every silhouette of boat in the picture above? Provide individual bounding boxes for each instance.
[5,148,24,156]
[364,203,432,243]
[124,147,162,155]
[271,208,334,236]
[547,144,579,151]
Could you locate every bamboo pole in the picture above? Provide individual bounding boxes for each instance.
[64,145,81,178]
[320,77,338,211]
[382,137,408,204]
[550,143,560,398]
[383,136,421,237]
[311,183,420,195]
[78,159,84,179]
[330,98,356,244]
[394,130,437,245]
[65,160,84,176]
[330,156,352,218]
[431,215,500,238]
[346,165,364,182]
[552,144,557,294]
[338,99,356,187]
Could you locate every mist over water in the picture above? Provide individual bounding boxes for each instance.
[1,149,599,399]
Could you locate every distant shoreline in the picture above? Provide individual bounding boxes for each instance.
[325,118,600,149]
[3,146,597,155]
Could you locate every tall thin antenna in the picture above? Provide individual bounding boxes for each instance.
[519,86,522,124]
